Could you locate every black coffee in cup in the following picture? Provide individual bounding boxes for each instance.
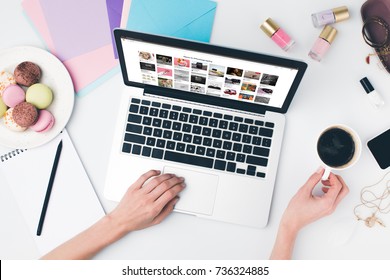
[317,127,356,168]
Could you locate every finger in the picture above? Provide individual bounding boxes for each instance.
[322,186,329,193]
[132,170,161,189]
[323,173,343,200]
[336,175,348,190]
[141,173,175,193]
[321,180,331,186]
[149,176,184,199]
[321,179,331,193]
[332,175,350,208]
[152,197,179,225]
[155,184,185,211]
[302,167,325,195]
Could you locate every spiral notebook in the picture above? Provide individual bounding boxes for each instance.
[0,129,105,255]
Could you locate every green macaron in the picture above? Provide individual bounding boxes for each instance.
[26,83,53,109]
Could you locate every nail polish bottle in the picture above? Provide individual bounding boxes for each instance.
[360,77,385,109]
[260,18,295,51]
[311,6,349,28]
[308,25,337,62]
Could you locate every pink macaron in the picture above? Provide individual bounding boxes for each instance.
[30,109,55,132]
[2,84,25,107]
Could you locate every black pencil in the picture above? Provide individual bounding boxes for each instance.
[36,140,63,236]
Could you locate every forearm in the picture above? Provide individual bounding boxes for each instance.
[41,215,126,260]
[270,221,299,260]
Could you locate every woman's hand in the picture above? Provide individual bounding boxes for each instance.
[270,167,349,259]
[281,168,349,233]
[108,170,185,234]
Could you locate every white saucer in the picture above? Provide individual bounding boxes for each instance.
[0,46,74,149]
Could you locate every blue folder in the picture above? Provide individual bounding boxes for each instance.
[127,0,217,42]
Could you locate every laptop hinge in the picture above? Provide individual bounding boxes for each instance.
[143,92,267,117]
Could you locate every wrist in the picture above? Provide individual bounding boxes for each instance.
[41,215,131,260]
[270,218,300,260]
[101,214,130,244]
[278,218,300,241]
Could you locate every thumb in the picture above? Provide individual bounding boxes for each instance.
[302,167,325,195]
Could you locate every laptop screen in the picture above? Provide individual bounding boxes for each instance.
[115,30,307,114]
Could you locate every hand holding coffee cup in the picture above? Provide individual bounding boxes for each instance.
[317,124,361,180]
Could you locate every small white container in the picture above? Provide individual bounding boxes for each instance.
[360,77,385,109]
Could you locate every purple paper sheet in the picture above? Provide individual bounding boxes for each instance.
[39,0,112,61]
[106,0,124,58]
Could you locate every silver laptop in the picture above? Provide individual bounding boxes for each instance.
[104,30,307,228]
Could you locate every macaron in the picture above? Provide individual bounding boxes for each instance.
[0,70,16,96]
[3,108,27,132]
[26,83,53,109]
[12,102,38,127]
[14,61,41,87]
[0,97,7,118]
[30,110,55,133]
[2,84,25,107]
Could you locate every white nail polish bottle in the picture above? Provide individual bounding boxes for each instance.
[360,77,385,109]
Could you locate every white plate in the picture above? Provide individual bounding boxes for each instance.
[0,46,74,149]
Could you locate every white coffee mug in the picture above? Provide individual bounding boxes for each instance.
[316,124,362,180]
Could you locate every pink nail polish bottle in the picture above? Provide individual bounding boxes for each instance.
[308,25,337,62]
[260,18,295,51]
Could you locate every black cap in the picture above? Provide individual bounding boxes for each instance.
[360,77,374,94]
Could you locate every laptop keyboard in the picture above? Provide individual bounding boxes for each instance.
[122,98,274,178]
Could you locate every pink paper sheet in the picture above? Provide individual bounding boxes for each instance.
[22,0,55,52]
[22,0,118,93]
[63,45,118,91]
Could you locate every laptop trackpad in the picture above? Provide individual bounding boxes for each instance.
[163,166,218,216]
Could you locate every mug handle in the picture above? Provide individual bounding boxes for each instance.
[322,166,331,181]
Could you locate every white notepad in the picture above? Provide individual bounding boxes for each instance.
[0,129,105,255]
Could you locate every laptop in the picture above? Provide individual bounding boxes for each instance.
[104,29,307,228]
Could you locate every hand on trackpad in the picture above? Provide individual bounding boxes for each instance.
[163,167,219,216]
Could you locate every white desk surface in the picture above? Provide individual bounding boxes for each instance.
[1,0,390,260]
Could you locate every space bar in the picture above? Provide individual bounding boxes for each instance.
[164,151,213,168]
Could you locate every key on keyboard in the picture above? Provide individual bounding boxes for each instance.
[122,98,274,178]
